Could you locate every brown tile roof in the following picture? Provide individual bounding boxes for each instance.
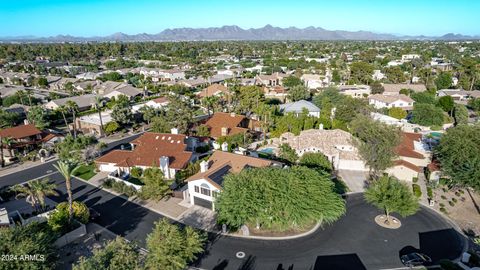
[204,112,249,138]
[395,132,424,159]
[197,84,228,98]
[0,124,42,139]
[393,160,422,173]
[369,94,414,104]
[187,151,275,189]
[152,96,169,104]
[383,84,426,94]
[95,132,192,170]
[427,160,440,172]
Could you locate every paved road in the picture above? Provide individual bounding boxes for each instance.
[0,139,466,269]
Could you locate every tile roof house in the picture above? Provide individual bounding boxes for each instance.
[255,72,286,87]
[383,84,426,95]
[95,132,195,179]
[186,151,280,210]
[386,132,431,182]
[197,84,229,98]
[44,94,96,111]
[279,100,321,118]
[338,85,371,98]
[102,85,143,100]
[270,129,367,171]
[368,94,415,110]
[203,112,250,139]
[132,96,170,112]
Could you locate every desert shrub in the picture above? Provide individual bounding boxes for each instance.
[451,197,457,203]
[427,187,433,199]
[441,195,447,200]
[448,200,455,207]
[412,177,418,183]
[412,184,422,198]
[440,207,448,214]
[130,167,143,178]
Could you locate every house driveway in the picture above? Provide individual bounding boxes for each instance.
[337,170,369,193]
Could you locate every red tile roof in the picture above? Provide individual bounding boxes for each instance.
[395,132,424,159]
[152,97,169,104]
[95,132,192,170]
[427,160,440,172]
[394,160,422,173]
[204,112,249,138]
[0,124,41,139]
[197,84,228,98]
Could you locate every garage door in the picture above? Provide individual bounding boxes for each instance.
[193,196,213,210]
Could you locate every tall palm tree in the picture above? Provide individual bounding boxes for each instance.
[54,161,79,224]
[57,105,71,136]
[16,90,26,106]
[1,137,13,164]
[93,96,105,137]
[29,178,58,211]
[25,89,34,106]
[66,101,79,139]
[11,184,39,211]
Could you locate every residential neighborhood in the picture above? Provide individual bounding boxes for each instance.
[1,2,480,270]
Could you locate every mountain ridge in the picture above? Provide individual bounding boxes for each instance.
[1,25,478,42]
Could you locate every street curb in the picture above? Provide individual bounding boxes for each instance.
[0,157,58,178]
[223,221,322,240]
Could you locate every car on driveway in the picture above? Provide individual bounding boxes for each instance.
[400,252,432,267]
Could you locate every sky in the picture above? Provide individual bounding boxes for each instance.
[0,0,478,37]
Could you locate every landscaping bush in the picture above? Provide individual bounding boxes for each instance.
[103,178,138,197]
[459,189,464,194]
[195,145,210,153]
[427,187,433,199]
[440,207,448,214]
[468,251,480,266]
[451,197,457,203]
[412,177,418,183]
[439,203,445,208]
[441,195,447,200]
[439,259,463,270]
[455,191,461,197]
[48,201,89,234]
[448,200,455,207]
[130,167,143,178]
[412,184,422,198]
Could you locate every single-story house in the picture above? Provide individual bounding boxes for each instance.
[368,94,415,111]
[437,89,480,101]
[383,83,426,95]
[186,151,280,210]
[263,85,288,102]
[273,129,368,171]
[255,73,286,87]
[279,100,320,118]
[95,132,196,179]
[338,85,371,98]
[301,74,330,89]
[75,111,114,136]
[44,94,96,111]
[132,96,170,113]
[102,85,143,100]
[197,84,229,98]
[203,112,251,139]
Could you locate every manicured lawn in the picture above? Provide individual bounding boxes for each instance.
[73,164,96,180]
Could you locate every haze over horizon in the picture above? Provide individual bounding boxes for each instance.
[1,0,478,37]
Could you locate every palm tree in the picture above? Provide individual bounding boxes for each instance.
[11,184,39,211]
[54,161,79,224]
[25,89,34,106]
[57,105,71,136]
[202,96,215,117]
[29,178,58,211]
[0,136,5,168]
[66,101,79,139]
[1,137,13,167]
[93,96,105,137]
[16,90,26,106]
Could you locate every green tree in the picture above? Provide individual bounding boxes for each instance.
[0,110,20,129]
[27,105,50,129]
[411,92,436,105]
[279,143,299,164]
[453,104,468,125]
[237,85,264,114]
[48,201,90,234]
[104,121,120,135]
[364,175,419,224]
[385,66,407,83]
[145,219,205,270]
[287,85,310,101]
[66,100,79,138]
[282,75,303,88]
[299,152,332,172]
[74,237,140,270]
[370,81,385,94]
[54,161,80,224]
[111,97,133,126]
[411,103,445,127]
[437,95,454,115]
[468,97,480,112]
[435,125,480,191]
[351,116,401,176]
[0,222,57,270]
[196,124,210,137]
[349,61,374,84]
[139,167,171,201]
[93,96,105,137]
[435,72,453,90]
[388,107,407,120]
[164,96,193,134]
[150,116,171,133]
[29,178,58,211]
[36,77,49,88]
[216,166,345,230]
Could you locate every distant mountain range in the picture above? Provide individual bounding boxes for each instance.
[1,25,479,42]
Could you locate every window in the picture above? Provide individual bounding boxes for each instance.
[194,186,199,193]
[201,187,211,196]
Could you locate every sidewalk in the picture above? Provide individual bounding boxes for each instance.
[418,173,430,206]
[0,156,58,178]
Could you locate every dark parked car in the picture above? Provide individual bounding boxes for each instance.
[401,252,432,267]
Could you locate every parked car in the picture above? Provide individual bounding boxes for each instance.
[401,252,432,267]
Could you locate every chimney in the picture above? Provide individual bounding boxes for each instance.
[230,112,236,117]
[24,119,29,125]
[159,156,170,179]
[200,160,209,173]
[171,127,179,134]
[221,127,229,136]
[221,142,228,152]
[319,123,324,130]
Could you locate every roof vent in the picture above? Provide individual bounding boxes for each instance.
[168,137,171,140]
[171,140,174,143]
[177,140,180,144]
[155,136,159,139]
[162,136,165,140]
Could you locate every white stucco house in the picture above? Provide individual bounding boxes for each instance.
[279,100,321,118]
[186,151,279,210]
[368,94,415,110]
